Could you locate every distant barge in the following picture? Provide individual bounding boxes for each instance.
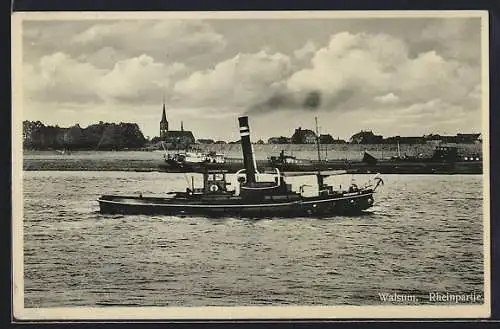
[158,145,482,175]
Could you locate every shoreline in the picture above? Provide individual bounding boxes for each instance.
[23,158,483,175]
[23,142,482,159]
[22,143,483,174]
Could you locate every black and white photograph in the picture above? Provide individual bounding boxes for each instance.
[12,10,490,320]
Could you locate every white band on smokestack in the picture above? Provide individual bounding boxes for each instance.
[240,132,250,136]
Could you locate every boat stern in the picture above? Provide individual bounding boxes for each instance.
[97,195,119,214]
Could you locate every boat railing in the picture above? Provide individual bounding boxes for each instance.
[299,184,313,195]
[359,173,384,191]
[235,168,246,177]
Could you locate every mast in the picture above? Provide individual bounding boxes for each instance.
[315,116,321,164]
[314,116,324,188]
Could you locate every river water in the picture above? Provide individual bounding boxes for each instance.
[22,171,484,307]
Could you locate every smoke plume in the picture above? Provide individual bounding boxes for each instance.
[246,88,355,115]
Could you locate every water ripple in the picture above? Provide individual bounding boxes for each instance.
[23,172,484,307]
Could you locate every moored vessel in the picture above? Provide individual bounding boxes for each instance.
[163,149,226,170]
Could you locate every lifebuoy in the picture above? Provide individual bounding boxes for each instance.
[210,184,219,192]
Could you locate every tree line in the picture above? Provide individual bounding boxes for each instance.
[23,121,147,150]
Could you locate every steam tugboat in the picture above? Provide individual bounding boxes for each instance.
[98,116,384,217]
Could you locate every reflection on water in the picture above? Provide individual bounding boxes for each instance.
[22,171,484,307]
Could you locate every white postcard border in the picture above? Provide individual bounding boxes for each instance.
[11,10,491,321]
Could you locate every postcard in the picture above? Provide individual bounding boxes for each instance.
[12,10,490,320]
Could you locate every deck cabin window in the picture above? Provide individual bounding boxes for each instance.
[208,173,225,182]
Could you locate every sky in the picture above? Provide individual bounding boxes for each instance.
[20,13,485,141]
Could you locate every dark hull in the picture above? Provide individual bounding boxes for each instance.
[343,161,483,174]
[98,192,375,217]
[159,158,248,173]
[158,159,482,175]
[272,159,483,175]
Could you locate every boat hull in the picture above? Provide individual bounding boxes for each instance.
[98,192,375,217]
[158,159,482,175]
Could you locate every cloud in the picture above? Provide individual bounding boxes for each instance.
[293,40,317,61]
[23,20,227,72]
[173,50,293,110]
[283,32,408,110]
[24,52,106,102]
[22,21,93,62]
[467,84,482,101]
[395,99,479,134]
[418,18,481,63]
[24,29,481,121]
[352,98,480,136]
[69,20,227,66]
[176,30,480,119]
[284,31,479,112]
[21,18,483,140]
[76,46,127,69]
[98,55,186,103]
[24,52,187,105]
[374,93,399,104]
[393,50,479,105]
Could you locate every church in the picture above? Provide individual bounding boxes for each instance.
[159,103,195,147]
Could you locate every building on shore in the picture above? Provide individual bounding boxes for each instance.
[319,134,347,144]
[349,130,384,144]
[268,136,291,144]
[384,136,426,144]
[159,103,195,147]
[291,127,317,144]
[319,134,335,144]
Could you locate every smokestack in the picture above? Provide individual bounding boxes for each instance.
[238,116,256,184]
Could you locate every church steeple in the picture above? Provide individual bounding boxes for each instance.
[160,100,169,138]
[161,104,167,123]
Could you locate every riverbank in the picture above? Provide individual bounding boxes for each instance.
[24,142,482,159]
[23,158,163,172]
[22,143,482,173]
